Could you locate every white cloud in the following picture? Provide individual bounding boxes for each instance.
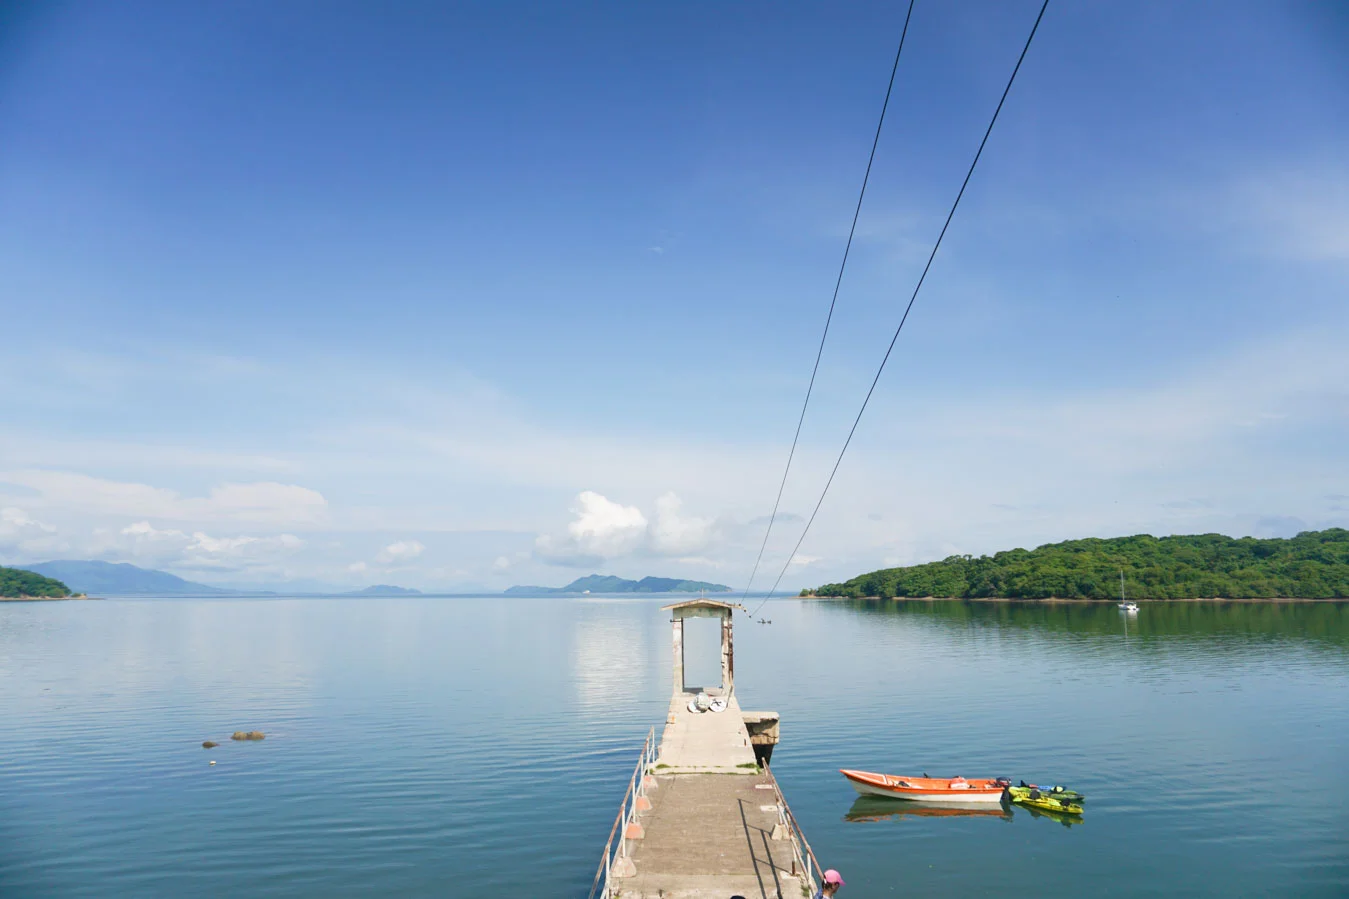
[0,506,66,557]
[533,490,720,567]
[0,481,40,498]
[112,521,305,571]
[788,554,821,568]
[492,555,511,571]
[203,482,328,524]
[648,492,713,555]
[0,471,327,526]
[340,540,427,582]
[376,540,425,563]
[2,320,1345,591]
[535,491,648,565]
[2,507,55,536]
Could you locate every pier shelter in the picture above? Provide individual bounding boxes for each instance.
[668,598,737,695]
[588,599,819,899]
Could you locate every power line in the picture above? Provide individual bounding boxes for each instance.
[739,0,916,608]
[752,0,1050,614]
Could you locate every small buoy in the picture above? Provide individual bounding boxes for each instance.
[209,760,216,766]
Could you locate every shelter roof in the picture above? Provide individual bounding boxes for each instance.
[661,598,746,615]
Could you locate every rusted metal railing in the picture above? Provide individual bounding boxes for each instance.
[586,726,657,899]
[766,765,822,896]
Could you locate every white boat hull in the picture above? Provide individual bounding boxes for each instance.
[846,778,1006,804]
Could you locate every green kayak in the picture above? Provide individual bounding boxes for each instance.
[1010,782,1086,803]
[1007,786,1084,815]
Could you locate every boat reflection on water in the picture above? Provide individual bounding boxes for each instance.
[1021,803,1084,829]
[844,796,1013,824]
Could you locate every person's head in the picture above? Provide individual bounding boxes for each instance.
[823,869,845,894]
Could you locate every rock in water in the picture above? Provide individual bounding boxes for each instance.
[232,732,247,741]
[202,741,218,749]
[232,730,266,741]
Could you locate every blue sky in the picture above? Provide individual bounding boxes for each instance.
[2,1,1346,591]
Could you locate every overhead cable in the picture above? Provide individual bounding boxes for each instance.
[740,0,917,608]
[752,0,1051,613]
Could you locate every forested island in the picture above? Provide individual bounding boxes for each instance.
[806,529,1349,600]
[0,565,75,599]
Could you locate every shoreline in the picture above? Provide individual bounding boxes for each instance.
[802,595,1346,604]
[0,594,98,602]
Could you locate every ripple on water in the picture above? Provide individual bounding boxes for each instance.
[1,596,1347,898]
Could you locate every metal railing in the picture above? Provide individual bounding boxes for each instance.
[765,765,822,896]
[587,726,658,899]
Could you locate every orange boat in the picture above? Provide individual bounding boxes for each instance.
[840,769,1009,804]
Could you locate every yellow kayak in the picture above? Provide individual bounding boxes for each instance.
[1006,786,1083,816]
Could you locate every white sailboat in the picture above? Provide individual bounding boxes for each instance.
[1117,570,1139,613]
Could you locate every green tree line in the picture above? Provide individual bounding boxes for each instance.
[0,566,72,598]
[806,529,1349,600]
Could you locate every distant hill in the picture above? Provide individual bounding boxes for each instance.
[807,529,1349,600]
[1,565,72,598]
[342,585,422,596]
[20,560,235,596]
[506,574,731,595]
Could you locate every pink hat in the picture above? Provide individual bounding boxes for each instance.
[824,869,845,886]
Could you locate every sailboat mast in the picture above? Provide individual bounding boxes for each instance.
[1120,570,1125,602]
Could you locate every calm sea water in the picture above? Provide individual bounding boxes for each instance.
[2,596,1347,897]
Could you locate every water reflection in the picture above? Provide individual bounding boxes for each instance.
[1021,804,1085,829]
[3,596,1344,897]
[844,796,1013,823]
[570,608,645,715]
[824,598,1349,648]
[842,794,1083,829]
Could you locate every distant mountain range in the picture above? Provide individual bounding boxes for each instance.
[21,560,237,595]
[341,585,422,596]
[505,574,731,595]
[15,560,421,597]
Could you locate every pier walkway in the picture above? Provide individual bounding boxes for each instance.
[590,600,819,899]
[653,690,757,773]
[621,768,806,899]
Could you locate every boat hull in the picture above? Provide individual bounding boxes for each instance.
[840,769,1007,804]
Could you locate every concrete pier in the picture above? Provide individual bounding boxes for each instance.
[617,771,807,899]
[653,689,757,774]
[591,600,818,899]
